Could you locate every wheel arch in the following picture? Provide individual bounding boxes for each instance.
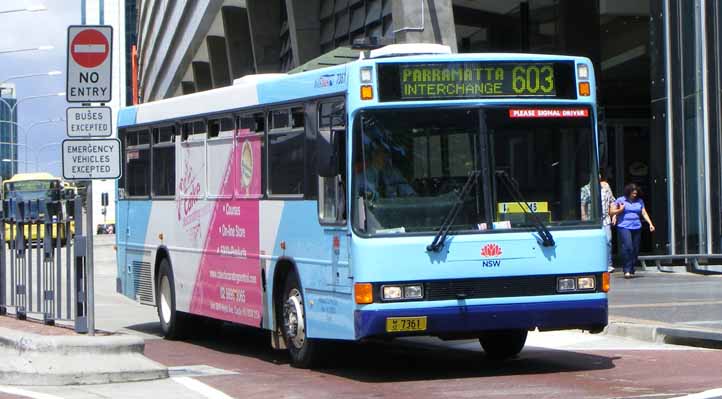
[271,257,302,330]
[153,245,172,306]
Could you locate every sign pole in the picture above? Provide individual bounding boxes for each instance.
[66,25,115,335]
[86,180,94,335]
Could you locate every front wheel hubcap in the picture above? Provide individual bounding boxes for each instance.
[283,288,305,349]
[159,275,172,325]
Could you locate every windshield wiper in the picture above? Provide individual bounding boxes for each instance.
[495,170,555,247]
[427,170,481,252]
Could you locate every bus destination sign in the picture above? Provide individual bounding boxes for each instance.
[378,61,576,101]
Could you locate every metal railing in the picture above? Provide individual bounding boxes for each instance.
[0,196,90,332]
[638,254,722,275]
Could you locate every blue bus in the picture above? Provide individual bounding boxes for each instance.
[116,43,608,368]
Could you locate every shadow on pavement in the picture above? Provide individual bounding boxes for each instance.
[124,322,164,337]
[312,341,618,383]
[137,317,618,382]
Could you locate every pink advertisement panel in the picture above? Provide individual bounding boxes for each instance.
[190,129,262,326]
[235,128,262,198]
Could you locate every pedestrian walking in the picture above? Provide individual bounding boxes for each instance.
[580,170,616,272]
[611,183,655,279]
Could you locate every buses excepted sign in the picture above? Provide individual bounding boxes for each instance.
[66,106,112,137]
[67,25,112,103]
[62,138,121,180]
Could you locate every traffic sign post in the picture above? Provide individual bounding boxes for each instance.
[65,25,115,336]
[61,139,121,180]
[66,106,112,137]
[66,26,112,103]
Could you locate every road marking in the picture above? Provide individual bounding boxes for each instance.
[671,388,722,399]
[611,300,722,309]
[0,386,63,399]
[173,376,233,399]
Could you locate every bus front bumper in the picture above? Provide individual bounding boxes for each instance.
[354,298,608,339]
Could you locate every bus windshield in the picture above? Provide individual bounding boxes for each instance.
[4,180,61,202]
[352,106,599,236]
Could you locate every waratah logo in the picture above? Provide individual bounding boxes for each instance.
[480,243,503,257]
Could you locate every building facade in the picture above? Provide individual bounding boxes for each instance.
[134,0,722,257]
[0,84,18,181]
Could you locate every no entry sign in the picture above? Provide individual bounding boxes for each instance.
[67,25,112,103]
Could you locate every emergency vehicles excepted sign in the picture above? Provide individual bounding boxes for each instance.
[66,25,112,103]
[62,138,121,180]
[66,106,112,137]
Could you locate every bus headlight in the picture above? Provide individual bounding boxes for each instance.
[382,286,403,300]
[557,275,597,293]
[404,285,423,299]
[557,277,576,292]
[381,284,424,300]
[577,276,596,290]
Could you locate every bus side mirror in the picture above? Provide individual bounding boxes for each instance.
[317,129,343,177]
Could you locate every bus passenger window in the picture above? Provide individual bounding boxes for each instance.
[240,113,265,133]
[291,107,304,128]
[318,101,346,224]
[125,130,150,197]
[271,110,290,129]
[238,113,265,197]
[208,116,234,139]
[268,108,304,196]
[152,126,175,197]
[182,120,207,141]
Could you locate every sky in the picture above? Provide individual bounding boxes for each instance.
[0,0,82,176]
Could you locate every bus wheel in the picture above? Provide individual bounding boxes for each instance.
[282,273,322,368]
[157,258,186,339]
[479,329,528,360]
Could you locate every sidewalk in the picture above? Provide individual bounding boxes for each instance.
[606,269,722,348]
[0,235,167,386]
[0,315,167,385]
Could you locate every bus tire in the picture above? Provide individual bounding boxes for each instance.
[281,272,323,368]
[157,258,187,340]
[479,329,528,360]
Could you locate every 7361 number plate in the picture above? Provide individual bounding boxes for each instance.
[385,316,427,332]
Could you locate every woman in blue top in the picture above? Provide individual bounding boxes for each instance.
[611,183,655,279]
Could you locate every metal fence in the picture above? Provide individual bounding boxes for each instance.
[0,196,90,333]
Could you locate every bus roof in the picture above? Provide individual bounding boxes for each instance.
[118,47,593,129]
[5,173,60,183]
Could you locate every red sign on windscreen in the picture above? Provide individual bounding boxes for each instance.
[509,108,589,118]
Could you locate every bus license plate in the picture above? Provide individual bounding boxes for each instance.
[386,316,427,332]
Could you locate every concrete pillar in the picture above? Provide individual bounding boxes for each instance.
[247,0,282,73]
[206,35,232,88]
[285,0,321,67]
[558,0,600,65]
[192,61,213,92]
[221,6,255,79]
[392,0,458,52]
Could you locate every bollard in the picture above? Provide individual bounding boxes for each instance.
[0,208,5,316]
[74,197,88,333]
[55,201,63,321]
[15,200,27,320]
